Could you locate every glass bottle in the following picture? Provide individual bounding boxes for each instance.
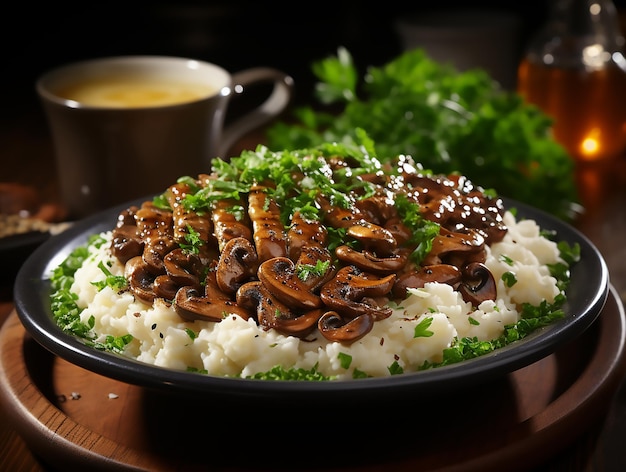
[517,0,626,163]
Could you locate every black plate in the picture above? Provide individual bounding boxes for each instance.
[13,197,609,403]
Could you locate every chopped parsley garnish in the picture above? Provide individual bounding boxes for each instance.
[91,260,127,292]
[338,352,352,369]
[499,254,514,266]
[179,224,203,255]
[388,361,404,375]
[245,364,334,381]
[89,333,134,353]
[502,271,517,287]
[297,260,330,281]
[414,317,434,338]
[395,193,441,264]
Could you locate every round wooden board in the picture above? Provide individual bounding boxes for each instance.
[1,286,625,472]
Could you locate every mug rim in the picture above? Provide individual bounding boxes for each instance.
[36,55,232,110]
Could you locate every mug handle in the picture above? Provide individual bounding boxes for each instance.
[219,67,295,158]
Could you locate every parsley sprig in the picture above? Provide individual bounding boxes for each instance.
[266,47,579,221]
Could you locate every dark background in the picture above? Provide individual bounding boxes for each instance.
[3,0,626,149]
[6,1,626,107]
[2,1,557,113]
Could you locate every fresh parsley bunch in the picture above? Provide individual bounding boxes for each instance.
[266,47,580,221]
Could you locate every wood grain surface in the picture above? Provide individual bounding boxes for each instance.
[1,286,625,472]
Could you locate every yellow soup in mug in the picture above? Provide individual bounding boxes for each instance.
[54,75,217,108]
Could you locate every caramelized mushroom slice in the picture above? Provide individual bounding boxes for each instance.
[320,265,396,320]
[163,248,204,286]
[295,244,335,291]
[248,185,287,262]
[318,311,374,344]
[392,264,462,299]
[262,308,324,338]
[175,286,251,322]
[347,220,397,256]
[384,217,412,246]
[235,281,264,313]
[421,227,485,267]
[458,262,497,306]
[110,206,143,264]
[125,256,157,304]
[142,236,177,275]
[257,257,323,310]
[355,195,398,226]
[153,275,180,301]
[165,181,214,257]
[318,196,362,228]
[236,281,321,337]
[211,198,253,252]
[335,245,408,274]
[287,210,328,261]
[204,268,232,301]
[134,202,174,243]
[215,237,259,294]
[111,224,144,265]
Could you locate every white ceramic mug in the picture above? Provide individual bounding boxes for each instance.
[37,56,294,219]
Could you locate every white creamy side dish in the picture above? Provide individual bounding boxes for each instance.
[50,143,574,380]
[69,212,561,379]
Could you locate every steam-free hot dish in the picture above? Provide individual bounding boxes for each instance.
[50,142,578,380]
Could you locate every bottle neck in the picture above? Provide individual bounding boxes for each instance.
[528,0,625,68]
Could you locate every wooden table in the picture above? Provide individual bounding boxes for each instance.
[3,101,626,471]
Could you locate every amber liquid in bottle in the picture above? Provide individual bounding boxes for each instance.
[518,56,626,163]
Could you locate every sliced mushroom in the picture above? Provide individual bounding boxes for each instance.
[262,307,324,338]
[211,198,253,252]
[257,257,323,310]
[295,244,335,291]
[318,311,374,344]
[346,220,397,256]
[163,248,204,286]
[134,202,174,243]
[318,196,362,228]
[384,217,412,246]
[111,224,144,265]
[346,220,398,256]
[204,268,232,301]
[458,262,497,306]
[335,245,408,274]
[153,274,180,301]
[125,256,157,304]
[215,237,259,294]
[287,210,328,261]
[236,281,321,337]
[392,264,462,299]
[110,207,143,264]
[421,227,485,268]
[320,265,396,320]
[355,195,397,226]
[175,286,251,322]
[235,281,265,313]
[142,236,177,275]
[248,185,287,262]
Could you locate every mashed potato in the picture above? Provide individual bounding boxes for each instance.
[70,211,563,380]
